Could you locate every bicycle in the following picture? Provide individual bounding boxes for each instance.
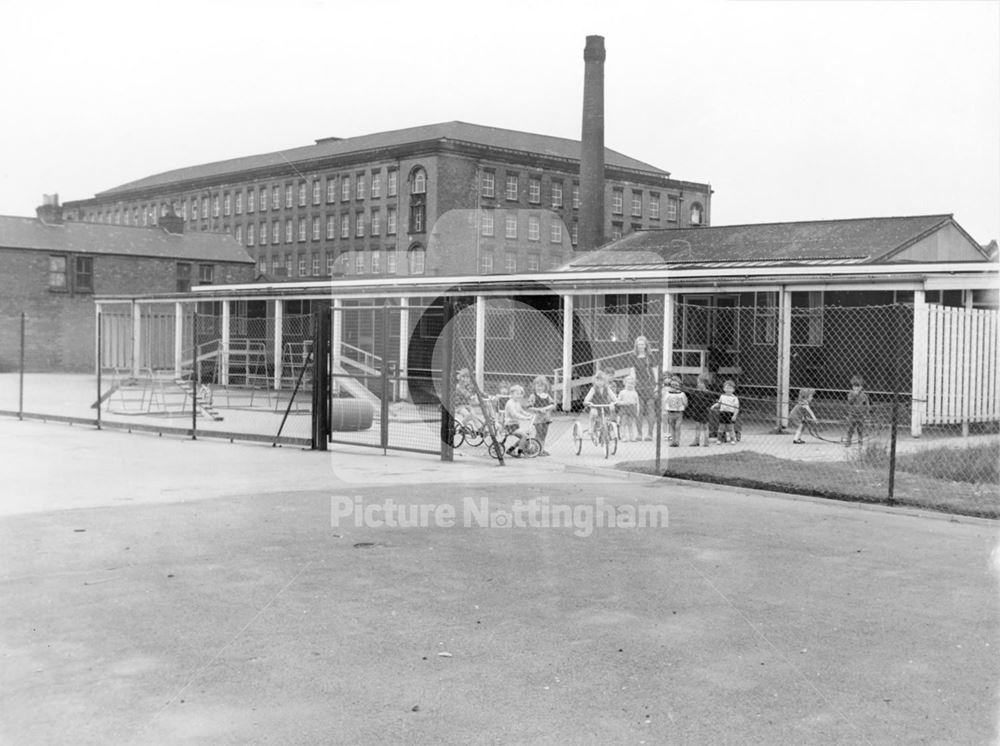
[450,419,486,448]
[487,424,542,459]
[572,403,619,459]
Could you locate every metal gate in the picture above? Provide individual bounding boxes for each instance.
[317,302,443,456]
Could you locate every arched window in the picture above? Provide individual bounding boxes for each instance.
[409,166,427,233]
[408,244,426,275]
[411,167,427,195]
[690,202,703,226]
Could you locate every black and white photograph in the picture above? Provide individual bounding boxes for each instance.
[1,0,998,743]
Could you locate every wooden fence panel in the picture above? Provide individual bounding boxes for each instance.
[923,306,999,426]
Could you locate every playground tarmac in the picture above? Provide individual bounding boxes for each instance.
[1,417,999,745]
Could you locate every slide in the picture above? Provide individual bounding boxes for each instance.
[331,364,381,409]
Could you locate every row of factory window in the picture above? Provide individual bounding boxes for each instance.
[251,246,558,279]
[479,171,690,222]
[81,167,421,226]
[234,208,403,247]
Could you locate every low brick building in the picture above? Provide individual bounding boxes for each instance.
[0,197,255,372]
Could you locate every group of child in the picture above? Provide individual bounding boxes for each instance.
[452,368,556,457]
[579,371,872,448]
[787,375,870,446]
[584,370,741,447]
[453,366,874,455]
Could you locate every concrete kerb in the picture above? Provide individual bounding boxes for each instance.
[563,462,1000,527]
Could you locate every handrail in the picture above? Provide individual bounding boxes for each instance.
[340,340,382,370]
[180,338,222,370]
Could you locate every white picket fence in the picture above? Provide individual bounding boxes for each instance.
[921,305,999,430]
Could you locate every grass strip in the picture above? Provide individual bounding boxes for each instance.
[617,451,999,519]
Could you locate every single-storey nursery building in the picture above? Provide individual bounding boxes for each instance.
[93,212,998,437]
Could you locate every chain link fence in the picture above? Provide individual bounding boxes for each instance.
[434,295,998,516]
[2,292,996,515]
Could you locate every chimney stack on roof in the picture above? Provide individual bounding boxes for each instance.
[158,206,185,235]
[36,194,63,225]
[578,35,606,252]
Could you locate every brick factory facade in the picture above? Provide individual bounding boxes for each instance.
[62,121,712,281]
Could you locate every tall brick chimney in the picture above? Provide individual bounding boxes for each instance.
[36,194,63,225]
[578,35,605,252]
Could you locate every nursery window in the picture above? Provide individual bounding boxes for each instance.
[791,291,824,346]
[754,292,777,345]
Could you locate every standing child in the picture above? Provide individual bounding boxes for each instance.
[616,375,641,441]
[844,375,870,447]
[502,384,536,457]
[583,370,617,445]
[662,376,688,447]
[714,380,740,444]
[685,372,715,447]
[528,375,556,456]
[790,387,818,444]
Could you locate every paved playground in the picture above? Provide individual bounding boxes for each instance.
[1,417,998,745]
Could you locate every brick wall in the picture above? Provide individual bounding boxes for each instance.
[0,248,253,372]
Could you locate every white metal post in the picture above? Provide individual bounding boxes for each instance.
[94,303,101,375]
[398,297,409,400]
[174,302,184,379]
[561,294,574,411]
[661,292,674,376]
[910,289,928,437]
[273,299,284,390]
[475,296,486,390]
[220,300,231,386]
[131,300,141,377]
[331,298,343,397]
[776,288,792,430]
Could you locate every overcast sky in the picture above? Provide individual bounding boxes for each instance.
[1,0,997,243]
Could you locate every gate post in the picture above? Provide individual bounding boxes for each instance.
[311,304,330,451]
[439,297,456,461]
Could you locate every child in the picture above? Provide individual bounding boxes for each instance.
[502,384,536,457]
[604,366,619,396]
[713,379,740,444]
[844,375,870,447]
[790,387,818,444]
[493,380,511,424]
[528,375,556,456]
[452,368,483,433]
[662,375,688,447]
[616,375,641,441]
[583,370,617,444]
[685,372,715,447]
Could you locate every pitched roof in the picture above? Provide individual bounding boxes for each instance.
[0,215,255,263]
[563,214,981,270]
[95,121,668,197]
